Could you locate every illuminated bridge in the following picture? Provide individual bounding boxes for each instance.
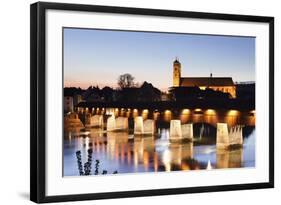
[75,100,255,127]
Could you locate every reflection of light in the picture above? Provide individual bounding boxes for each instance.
[121,144,125,162]
[154,154,158,172]
[181,164,190,170]
[182,109,190,114]
[202,147,214,155]
[143,151,149,171]
[134,151,138,168]
[206,160,212,170]
[127,146,131,165]
[228,110,239,116]
[115,108,118,111]
[68,132,72,144]
[85,137,89,150]
[162,150,171,172]
[80,131,90,136]
[205,109,216,115]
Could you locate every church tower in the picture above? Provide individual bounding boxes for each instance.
[173,58,181,87]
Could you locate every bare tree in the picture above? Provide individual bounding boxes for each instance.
[117,73,135,89]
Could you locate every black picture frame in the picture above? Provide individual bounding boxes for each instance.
[30,1,274,203]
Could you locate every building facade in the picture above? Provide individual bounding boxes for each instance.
[64,96,74,112]
[172,59,236,98]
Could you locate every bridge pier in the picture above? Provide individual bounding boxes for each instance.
[134,116,144,135]
[115,117,128,131]
[216,123,243,149]
[86,114,103,128]
[106,116,128,132]
[106,115,116,131]
[134,117,155,135]
[181,123,193,141]
[143,119,155,135]
[170,120,193,142]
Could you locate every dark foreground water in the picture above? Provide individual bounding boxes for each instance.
[63,126,255,176]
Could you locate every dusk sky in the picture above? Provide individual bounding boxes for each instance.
[64,28,255,91]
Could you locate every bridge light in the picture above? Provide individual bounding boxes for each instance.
[164,110,172,122]
[133,109,138,118]
[164,110,171,114]
[142,109,149,114]
[206,109,216,115]
[227,110,239,116]
[195,108,202,112]
[182,109,190,114]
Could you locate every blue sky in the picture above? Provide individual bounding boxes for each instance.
[64,28,255,91]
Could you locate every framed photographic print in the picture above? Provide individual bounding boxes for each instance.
[30,2,274,203]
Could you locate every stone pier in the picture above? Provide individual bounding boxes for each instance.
[115,117,128,131]
[216,123,243,149]
[170,120,182,142]
[181,123,193,141]
[106,116,128,132]
[106,115,116,132]
[64,113,84,129]
[134,116,144,135]
[170,120,193,142]
[143,119,155,135]
[86,115,103,128]
[134,117,155,135]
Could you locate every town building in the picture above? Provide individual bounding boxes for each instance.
[172,58,236,98]
[64,96,74,112]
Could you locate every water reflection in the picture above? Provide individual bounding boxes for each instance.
[64,126,255,176]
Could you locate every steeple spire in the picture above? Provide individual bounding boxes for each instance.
[174,57,180,64]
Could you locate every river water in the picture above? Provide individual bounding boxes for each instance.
[63,126,255,176]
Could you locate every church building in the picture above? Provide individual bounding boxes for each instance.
[172,58,236,98]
